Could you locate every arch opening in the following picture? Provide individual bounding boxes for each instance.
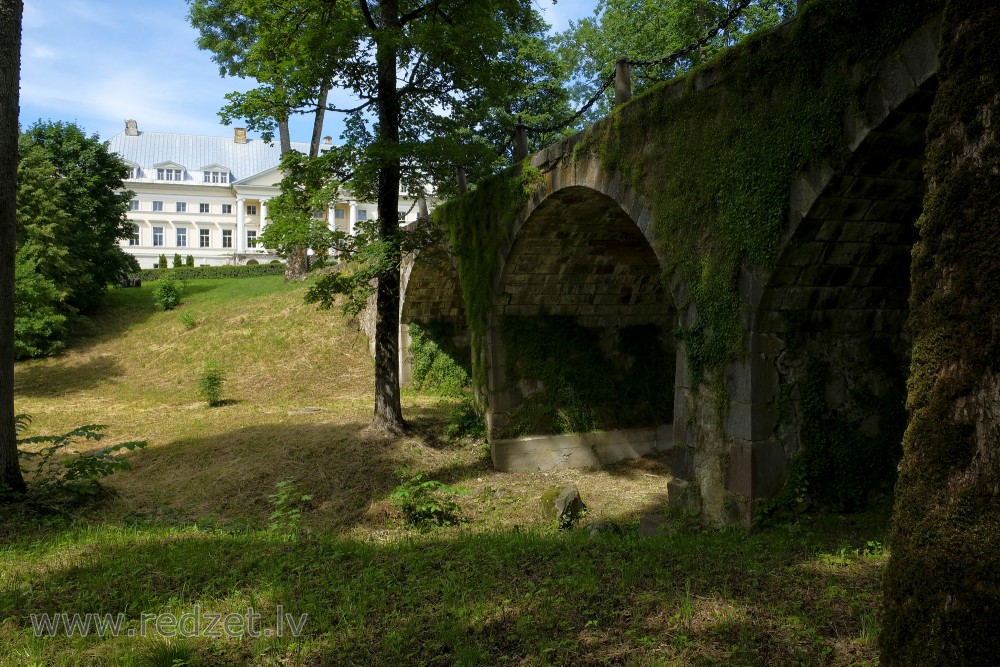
[399,250,471,393]
[750,79,937,511]
[490,186,677,439]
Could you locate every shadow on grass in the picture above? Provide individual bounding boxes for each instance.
[113,421,407,532]
[14,354,123,397]
[0,510,889,667]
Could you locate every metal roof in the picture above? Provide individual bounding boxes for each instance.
[106,130,312,183]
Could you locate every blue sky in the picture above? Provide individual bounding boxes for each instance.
[20,0,598,144]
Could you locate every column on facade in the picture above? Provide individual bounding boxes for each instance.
[260,198,269,235]
[236,196,246,253]
[349,201,358,236]
[327,203,338,257]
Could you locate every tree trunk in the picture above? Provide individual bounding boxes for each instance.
[284,246,308,282]
[371,0,405,434]
[278,119,292,156]
[881,2,1000,664]
[309,79,331,159]
[0,0,26,498]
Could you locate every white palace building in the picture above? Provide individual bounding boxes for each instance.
[108,120,426,269]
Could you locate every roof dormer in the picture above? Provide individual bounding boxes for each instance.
[199,164,231,184]
[153,161,186,182]
[121,159,141,180]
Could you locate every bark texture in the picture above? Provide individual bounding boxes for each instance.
[0,0,26,497]
[881,1,1000,663]
[371,0,405,433]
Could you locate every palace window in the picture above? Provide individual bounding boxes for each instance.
[246,204,257,216]
[176,202,187,213]
[222,230,233,248]
[199,203,210,213]
[157,168,182,181]
[247,230,258,248]
[221,204,232,214]
[357,209,368,221]
[152,227,164,246]
[152,201,164,212]
[128,199,139,211]
[397,211,406,221]
[199,229,210,248]
[334,208,345,219]
[129,225,139,246]
[125,166,140,180]
[203,170,228,184]
[176,228,187,247]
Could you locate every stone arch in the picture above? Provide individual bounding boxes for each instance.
[398,248,469,388]
[737,16,942,513]
[487,180,678,457]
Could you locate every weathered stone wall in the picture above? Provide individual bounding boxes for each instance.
[881,1,1000,662]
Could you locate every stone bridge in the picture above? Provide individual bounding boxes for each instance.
[398,1,952,523]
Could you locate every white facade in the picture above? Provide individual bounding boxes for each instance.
[108,121,428,269]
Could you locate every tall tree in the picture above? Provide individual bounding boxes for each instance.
[191,0,564,433]
[554,0,794,124]
[19,122,137,312]
[0,0,27,497]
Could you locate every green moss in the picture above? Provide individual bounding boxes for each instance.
[432,166,542,335]
[575,0,941,382]
[881,1,1000,662]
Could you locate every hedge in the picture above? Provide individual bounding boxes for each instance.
[136,263,284,281]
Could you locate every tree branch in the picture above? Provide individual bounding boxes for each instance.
[358,0,378,31]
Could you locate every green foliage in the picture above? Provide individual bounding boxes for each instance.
[14,414,147,499]
[152,276,184,311]
[433,167,542,335]
[172,253,183,269]
[762,347,907,517]
[304,219,443,317]
[197,361,225,407]
[180,311,198,331]
[409,322,471,396]
[267,479,313,535]
[20,121,139,311]
[555,0,795,123]
[498,316,674,437]
[568,0,940,386]
[138,264,284,281]
[257,150,342,263]
[185,254,194,267]
[390,474,468,529]
[444,397,488,442]
[13,252,68,359]
[158,254,168,269]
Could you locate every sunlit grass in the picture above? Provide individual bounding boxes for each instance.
[3,276,890,665]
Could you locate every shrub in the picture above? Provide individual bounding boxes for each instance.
[185,254,194,267]
[158,254,167,269]
[13,254,67,359]
[139,264,285,281]
[267,479,313,535]
[198,361,224,406]
[443,397,487,442]
[14,414,146,500]
[172,253,182,268]
[180,311,197,330]
[390,474,468,529]
[151,275,183,310]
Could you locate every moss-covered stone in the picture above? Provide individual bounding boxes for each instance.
[881,1,1000,663]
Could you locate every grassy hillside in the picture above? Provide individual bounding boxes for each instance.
[2,277,889,666]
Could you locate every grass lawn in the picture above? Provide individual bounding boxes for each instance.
[2,276,889,666]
